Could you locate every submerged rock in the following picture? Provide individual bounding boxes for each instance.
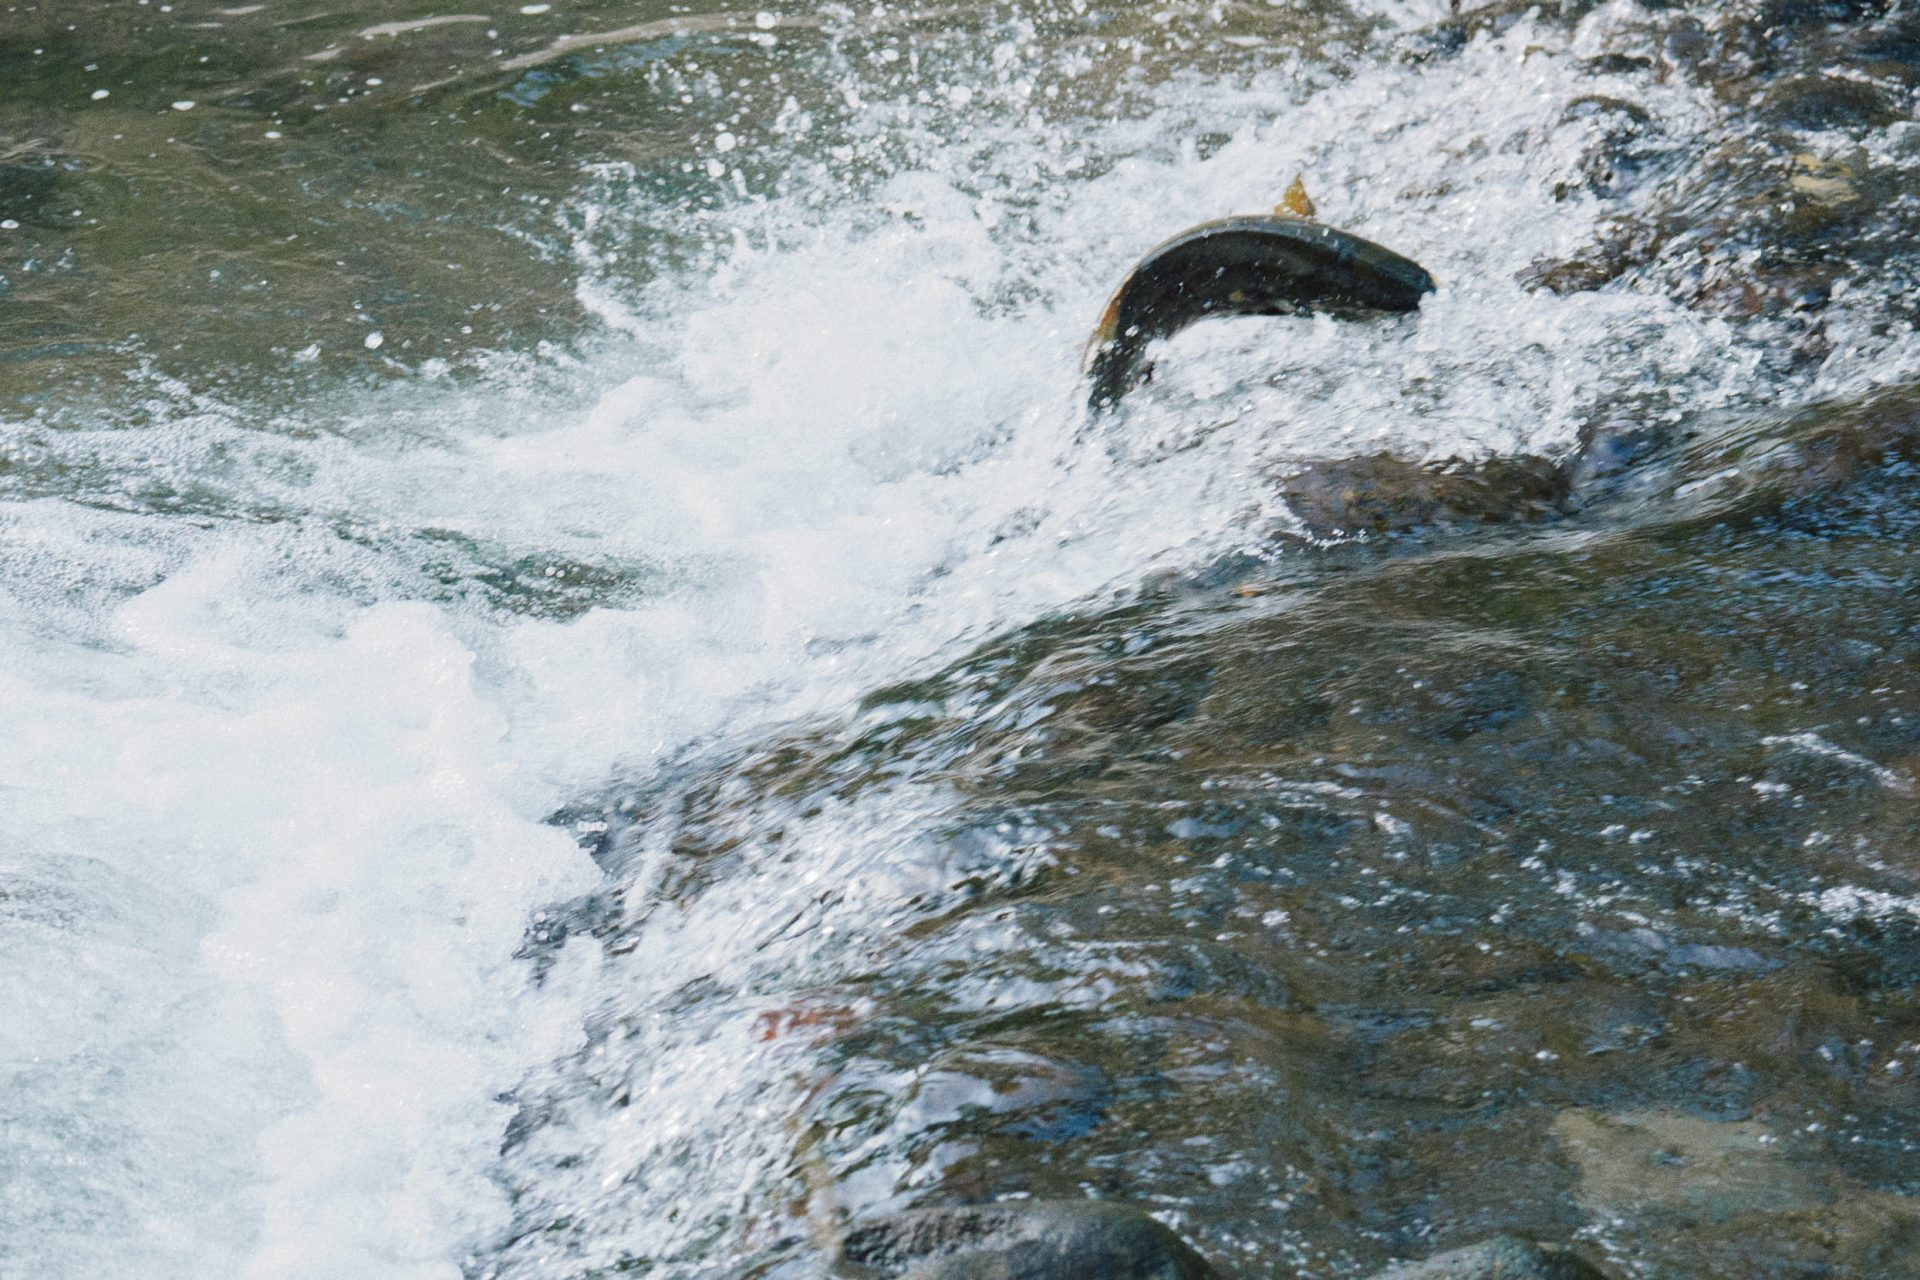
[1757,73,1901,132]
[1396,1,1601,64]
[1639,379,1920,522]
[1368,1236,1610,1280]
[1272,452,1575,541]
[1270,377,1920,543]
[1552,1110,1920,1277]
[835,1200,1217,1280]
[835,1208,1607,1280]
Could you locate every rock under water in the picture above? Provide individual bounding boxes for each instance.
[835,1201,1217,1280]
[835,1203,1612,1280]
[1264,377,1920,542]
[1369,1236,1609,1280]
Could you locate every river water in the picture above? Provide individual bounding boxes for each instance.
[2,2,1917,1278]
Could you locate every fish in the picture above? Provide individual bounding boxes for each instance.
[1083,214,1437,411]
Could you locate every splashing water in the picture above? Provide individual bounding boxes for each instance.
[4,2,1919,1278]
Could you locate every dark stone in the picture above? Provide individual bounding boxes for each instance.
[0,161,61,228]
[1653,380,1920,518]
[1515,255,1631,295]
[1262,349,1920,546]
[1553,97,1657,200]
[1576,52,1653,76]
[1516,218,1664,296]
[1560,96,1653,127]
[835,1201,1217,1280]
[1752,0,1896,27]
[1658,19,1711,73]
[1855,14,1920,65]
[1757,74,1901,130]
[1397,2,1601,64]
[1368,1235,1612,1280]
[1273,452,1574,541]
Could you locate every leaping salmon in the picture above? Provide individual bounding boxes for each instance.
[1083,196,1437,412]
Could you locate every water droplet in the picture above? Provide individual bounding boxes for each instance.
[755,10,778,28]
[171,100,196,111]
[519,3,551,12]
[91,89,110,101]
[364,332,384,350]
[714,131,738,153]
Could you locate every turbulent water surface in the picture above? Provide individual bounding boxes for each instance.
[3,2,1918,1278]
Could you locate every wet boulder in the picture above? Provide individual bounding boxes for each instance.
[1267,376,1920,544]
[1396,1,1601,63]
[1493,0,1920,338]
[1368,1235,1611,1280]
[1553,96,1659,202]
[1757,74,1902,131]
[1647,379,1920,521]
[835,1200,1217,1280]
[1516,217,1664,297]
[1552,1109,1920,1277]
[1272,452,1574,541]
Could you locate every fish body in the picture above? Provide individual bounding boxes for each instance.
[1084,215,1436,410]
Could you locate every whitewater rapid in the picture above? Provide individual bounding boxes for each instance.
[5,2,1916,1276]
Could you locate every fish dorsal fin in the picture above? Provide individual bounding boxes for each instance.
[1276,173,1317,219]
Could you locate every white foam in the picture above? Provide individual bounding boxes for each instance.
[0,557,599,1277]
